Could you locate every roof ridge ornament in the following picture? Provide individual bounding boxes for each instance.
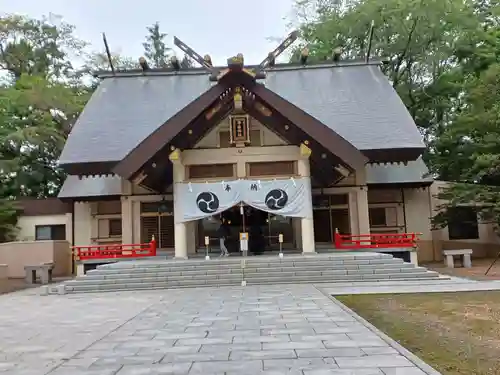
[173,36,213,71]
[258,30,299,70]
[173,31,298,82]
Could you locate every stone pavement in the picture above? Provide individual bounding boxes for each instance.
[0,285,438,375]
[320,276,500,295]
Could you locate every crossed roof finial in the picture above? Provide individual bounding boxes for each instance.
[173,30,299,81]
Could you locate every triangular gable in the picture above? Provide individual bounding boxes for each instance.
[114,70,367,185]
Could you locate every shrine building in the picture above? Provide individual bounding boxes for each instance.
[55,39,435,262]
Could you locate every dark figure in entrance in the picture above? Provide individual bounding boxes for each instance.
[248,208,266,255]
[217,219,230,257]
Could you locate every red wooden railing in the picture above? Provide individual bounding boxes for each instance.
[334,232,420,249]
[73,239,157,261]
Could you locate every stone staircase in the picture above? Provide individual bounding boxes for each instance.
[48,252,448,294]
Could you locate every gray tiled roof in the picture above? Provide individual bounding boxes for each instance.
[57,160,432,199]
[265,64,424,151]
[58,63,423,166]
[59,73,213,165]
[366,157,432,185]
[58,175,122,199]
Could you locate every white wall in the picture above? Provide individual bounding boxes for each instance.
[17,213,72,244]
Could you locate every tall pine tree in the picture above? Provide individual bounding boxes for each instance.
[142,22,172,68]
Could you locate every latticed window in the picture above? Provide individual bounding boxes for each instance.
[188,164,235,179]
[247,161,295,177]
[96,201,121,214]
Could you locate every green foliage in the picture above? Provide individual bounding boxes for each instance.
[0,199,20,242]
[0,14,87,80]
[432,63,500,229]
[0,14,89,241]
[143,22,172,68]
[180,54,194,68]
[0,74,88,198]
[296,0,500,230]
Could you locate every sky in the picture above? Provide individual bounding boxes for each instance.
[0,0,298,66]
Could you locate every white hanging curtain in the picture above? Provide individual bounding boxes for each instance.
[175,178,313,223]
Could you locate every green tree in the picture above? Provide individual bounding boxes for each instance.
[180,54,194,68]
[143,22,171,68]
[0,14,89,240]
[0,74,87,198]
[0,14,86,80]
[0,199,20,242]
[295,0,483,130]
[84,51,138,73]
[294,0,498,175]
[432,63,500,229]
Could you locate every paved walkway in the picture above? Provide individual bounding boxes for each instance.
[320,277,500,295]
[0,285,436,375]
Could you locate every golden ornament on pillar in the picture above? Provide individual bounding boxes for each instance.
[169,148,181,161]
[300,143,312,158]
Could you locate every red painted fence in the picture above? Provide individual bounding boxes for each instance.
[334,232,420,249]
[73,239,157,261]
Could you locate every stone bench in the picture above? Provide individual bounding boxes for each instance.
[443,249,472,268]
[24,263,54,285]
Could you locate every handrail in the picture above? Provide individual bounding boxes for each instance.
[334,232,420,249]
[72,239,157,260]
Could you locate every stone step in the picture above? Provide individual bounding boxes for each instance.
[79,265,421,282]
[90,258,405,274]
[93,254,396,270]
[84,261,412,278]
[59,272,444,294]
[66,269,438,288]
[242,262,412,273]
[57,252,435,295]
[80,263,415,281]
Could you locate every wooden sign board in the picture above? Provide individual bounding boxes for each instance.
[229,115,250,144]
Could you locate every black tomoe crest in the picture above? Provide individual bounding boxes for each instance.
[196,192,220,213]
[265,189,288,210]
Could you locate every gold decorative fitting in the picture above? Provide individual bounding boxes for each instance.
[170,145,176,151]
[237,53,244,64]
[233,88,243,111]
[188,129,193,135]
[300,143,312,158]
[205,103,222,120]
[255,102,272,117]
[169,148,181,161]
[284,125,289,130]
[304,140,309,145]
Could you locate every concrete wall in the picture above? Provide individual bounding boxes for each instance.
[0,240,71,278]
[17,213,72,244]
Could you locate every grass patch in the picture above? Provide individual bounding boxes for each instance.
[337,292,500,375]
